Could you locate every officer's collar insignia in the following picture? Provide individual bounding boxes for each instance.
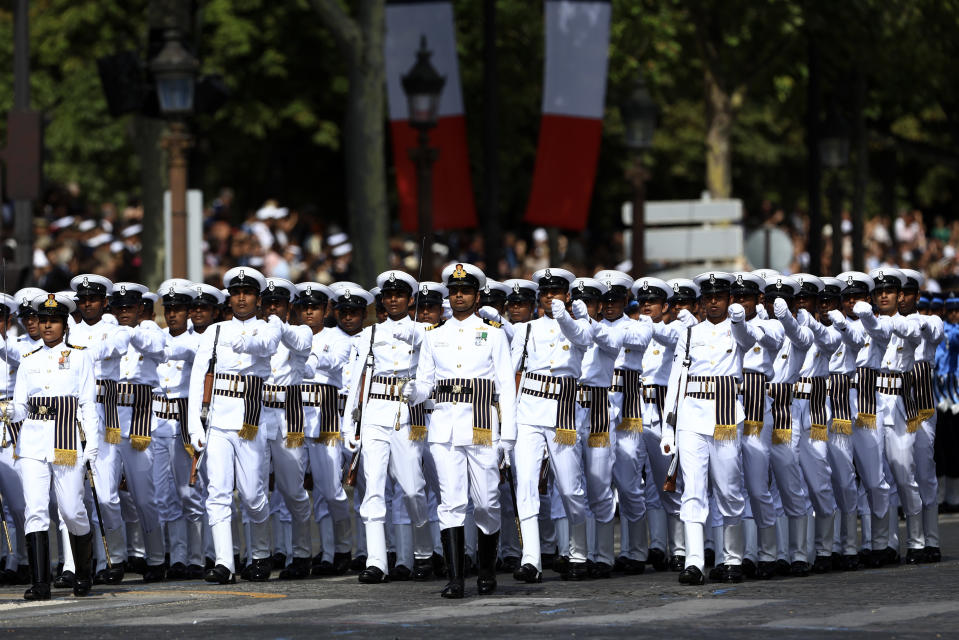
[672,283,680,293]
[389,273,396,283]
[238,269,245,281]
[452,264,467,279]
[44,294,58,308]
[736,274,743,285]
[82,276,89,287]
[512,283,520,294]
[544,269,552,279]
[709,274,716,284]
[268,282,275,292]
[119,285,127,295]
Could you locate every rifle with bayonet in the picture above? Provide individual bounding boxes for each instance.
[345,324,376,487]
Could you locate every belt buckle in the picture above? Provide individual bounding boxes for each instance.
[452,384,462,394]
[38,405,48,415]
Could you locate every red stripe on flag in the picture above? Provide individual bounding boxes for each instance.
[391,115,477,232]
[524,114,603,231]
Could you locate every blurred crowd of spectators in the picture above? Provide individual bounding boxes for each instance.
[3,182,956,292]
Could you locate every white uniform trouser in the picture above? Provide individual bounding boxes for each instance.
[429,441,500,533]
[877,391,922,517]
[171,435,206,521]
[828,431,858,513]
[769,411,811,518]
[794,397,837,517]
[639,399,682,515]
[307,439,350,523]
[852,388,890,518]
[741,398,778,529]
[915,411,938,507]
[150,435,182,524]
[610,428,646,523]
[0,445,27,565]
[577,406,616,524]
[20,456,91,536]
[514,423,586,524]
[265,437,311,521]
[677,428,744,525]
[206,427,270,526]
[95,438,162,534]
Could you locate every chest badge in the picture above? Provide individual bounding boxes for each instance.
[59,350,71,370]
[474,331,488,346]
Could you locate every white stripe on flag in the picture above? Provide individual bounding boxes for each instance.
[542,0,611,119]
[385,1,465,120]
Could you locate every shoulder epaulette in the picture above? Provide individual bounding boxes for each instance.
[24,346,43,358]
[66,342,86,350]
[424,320,445,331]
[483,318,502,328]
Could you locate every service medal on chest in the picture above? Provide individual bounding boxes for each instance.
[59,350,71,370]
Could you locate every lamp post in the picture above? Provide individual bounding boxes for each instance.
[621,73,659,277]
[402,36,445,280]
[151,29,198,280]
[820,105,850,274]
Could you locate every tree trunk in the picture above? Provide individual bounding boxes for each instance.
[703,67,737,199]
[345,1,388,287]
[134,115,166,289]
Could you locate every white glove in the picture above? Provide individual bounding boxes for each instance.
[478,306,502,323]
[82,441,98,465]
[637,313,653,324]
[344,431,359,451]
[231,334,247,353]
[190,430,205,452]
[392,324,414,344]
[498,439,514,464]
[756,304,769,320]
[550,298,567,319]
[571,299,588,320]
[797,308,811,326]
[659,426,675,456]
[401,379,416,402]
[827,309,847,328]
[951,403,959,416]
[442,304,452,320]
[773,297,790,319]
[677,308,697,327]
[853,301,873,318]
[728,303,745,323]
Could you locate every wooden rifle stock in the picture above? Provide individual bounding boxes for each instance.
[199,325,220,428]
[538,455,551,495]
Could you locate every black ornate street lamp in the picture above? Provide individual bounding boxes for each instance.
[621,72,659,277]
[821,105,850,273]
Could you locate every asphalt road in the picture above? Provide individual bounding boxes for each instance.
[2,515,958,639]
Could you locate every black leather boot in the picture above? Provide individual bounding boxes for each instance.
[440,527,465,599]
[476,529,499,596]
[23,531,51,601]
[69,531,94,596]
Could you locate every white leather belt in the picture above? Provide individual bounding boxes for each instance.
[214,378,247,394]
[794,381,812,394]
[877,376,903,389]
[685,381,714,394]
[369,381,405,398]
[522,376,562,396]
[642,387,660,400]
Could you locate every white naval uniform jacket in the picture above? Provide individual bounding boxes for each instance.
[797,315,841,379]
[12,340,98,462]
[262,322,314,441]
[119,320,166,437]
[345,315,421,429]
[414,313,517,445]
[155,329,200,437]
[742,316,784,377]
[510,312,592,428]
[303,326,352,440]
[592,316,653,425]
[771,311,813,384]
[0,334,42,398]
[663,317,759,436]
[860,312,921,426]
[68,317,130,382]
[338,334,362,436]
[641,315,698,427]
[912,312,944,364]
[186,316,282,435]
[830,317,866,375]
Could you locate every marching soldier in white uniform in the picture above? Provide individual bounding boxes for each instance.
[409,262,515,597]
[259,277,315,580]
[662,272,761,585]
[154,279,203,579]
[345,270,433,584]
[188,267,282,584]
[477,279,516,342]
[13,293,98,599]
[511,268,593,583]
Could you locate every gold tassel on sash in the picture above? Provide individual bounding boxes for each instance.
[856,413,876,429]
[312,432,341,446]
[832,419,853,436]
[587,432,609,447]
[617,417,643,432]
[408,403,428,441]
[554,428,577,445]
[104,427,122,445]
[473,427,493,446]
[771,428,792,445]
[238,422,258,440]
[810,425,829,441]
[129,435,151,451]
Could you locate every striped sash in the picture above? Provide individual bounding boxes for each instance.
[285,384,305,448]
[117,382,153,451]
[522,372,578,445]
[27,396,80,466]
[577,384,610,448]
[303,382,340,445]
[913,361,936,422]
[829,373,853,435]
[856,367,878,429]
[685,375,739,441]
[767,382,793,445]
[795,376,829,441]
[213,373,264,440]
[741,371,767,437]
[153,395,193,455]
[902,371,920,433]
[614,368,642,432]
[435,378,496,446]
[96,379,120,444]
[408,403,428,442]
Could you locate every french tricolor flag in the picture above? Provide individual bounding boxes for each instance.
[524,0,611,231]
[385,0,477,231]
